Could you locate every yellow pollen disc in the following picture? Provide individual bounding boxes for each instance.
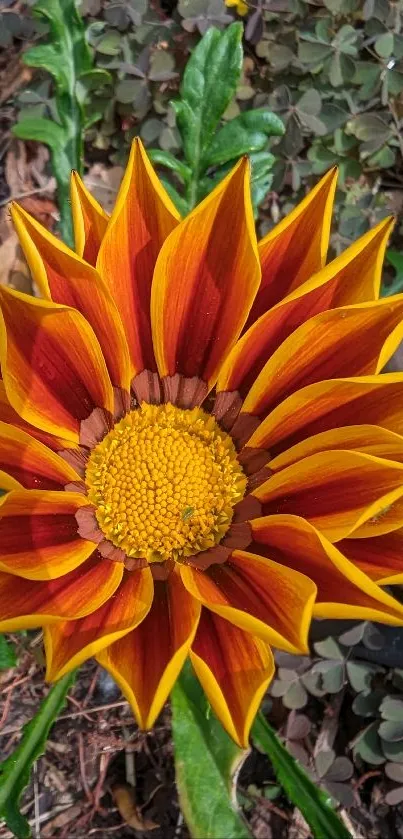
[85,403,247,563]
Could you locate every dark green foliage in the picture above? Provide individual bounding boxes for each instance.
[16,0,400,242]
[0,672,75,838]
[274,621,403,796]
[385,250,403,295]
[172,665,350,838]
[171,664,252,839]
[13,0,111,246]
[0,635,17,671]
[252,714,352,839]
[149,24,284,213]
[248,0,402,247]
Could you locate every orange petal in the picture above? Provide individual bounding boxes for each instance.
[0,380,75,452]
[0,552,123,631]
[254,450,403,541]
[344,494,403,539]
[180,552,316,654]
[190,610,274,748]
[11,203,130,391]
[247,168,337,323]
[248,374,403,453]
[308,216,394,306]
[270,425,403,472]
[97,570,200,728]
[0,287,113,443]
[217,218,394,397]
[251,514,403,625]
[0,490,96,580]
[243,296,403,417]
[0,421,81,488]
[0,471,24,491]
[97,138,180,377]
[151,158,261,389]
[44,567,153,679]
[70,171,109,264]
[338,532,403,585]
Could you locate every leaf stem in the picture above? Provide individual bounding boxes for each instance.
[0,671,76,838]
[252,713,352,839]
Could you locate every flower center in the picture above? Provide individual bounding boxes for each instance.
[85,403,247,563]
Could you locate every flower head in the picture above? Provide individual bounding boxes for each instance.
[2,139,403,746]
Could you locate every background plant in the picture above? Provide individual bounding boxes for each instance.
[13,0,402,255]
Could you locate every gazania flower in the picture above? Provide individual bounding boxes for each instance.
[2,139,403,748]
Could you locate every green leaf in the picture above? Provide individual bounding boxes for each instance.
[160,179,190,217]
[298,41,332,65]
[250,150,276,214]
[352,722,385,765]
[0,671,75,838]
[95,31,122,55]
[380,696,403,722]
[252,714,351,839]
[385,250,403,296]
[24,0,92,97]
[173,23,243,186]
[75,69,112,105]
[203,109,284,168]
[16,0,106,247]
[379,720,403,742]
[375,32,394,58]
[0,635,17,671]
[171,665,252,839]
[148,149,191,183]
[12,116,65,151]
[13,117,73,244]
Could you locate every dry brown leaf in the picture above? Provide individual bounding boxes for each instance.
[41,804,82,836]
[0,141,58,290]
[0,54,32,106]
[0,213,31,291]
[112,783,159,831]
[84,164,124,214]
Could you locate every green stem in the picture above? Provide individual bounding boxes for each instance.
[187,164,200,211]
[55,171,74,247]
[0,671,76,838]
[252,713,352,839]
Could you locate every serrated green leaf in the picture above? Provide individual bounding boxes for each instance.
[203,108,284,168]
[160,179,190,217]
[0,635,17,671]
[23,44,67,89]
[17,0,107,247]
[174,23,243,174]
[253,714,351,839]
[13,116,66,151]
[25,0,92,96]
[171,665,251,839]
[148,149,191,183]
[0,671,75,838]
